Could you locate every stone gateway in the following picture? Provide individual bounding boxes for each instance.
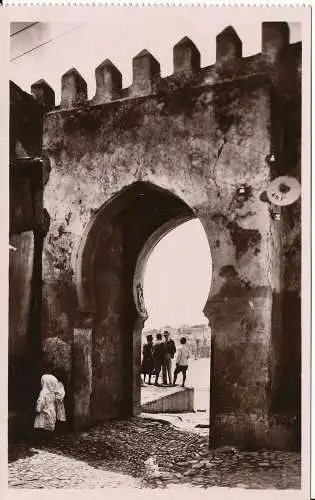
[9,22,301,450]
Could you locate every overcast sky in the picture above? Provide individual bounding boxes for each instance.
[10,15,301,329]
[143,220,212,329]
[10,15,301,102]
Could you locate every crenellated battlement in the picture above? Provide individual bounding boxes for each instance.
[27,22,301,112]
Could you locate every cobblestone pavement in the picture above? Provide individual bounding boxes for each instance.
[8,417,301,490]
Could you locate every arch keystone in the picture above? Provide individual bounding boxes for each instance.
[61,68,87,109]
[132,49,161,96]
[93,59,122,104]
[216,26,242,62]
[173,36,201,73]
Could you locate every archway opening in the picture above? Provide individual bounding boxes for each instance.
[137,219,212,417]
[76,181,213,425]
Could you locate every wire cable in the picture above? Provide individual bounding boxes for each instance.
[10,23,39,37]
[10,23,86,62]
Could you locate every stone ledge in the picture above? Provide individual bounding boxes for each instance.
[142,386,194,413]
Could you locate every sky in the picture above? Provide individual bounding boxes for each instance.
[143,220,212,329]
[10,15,301,329]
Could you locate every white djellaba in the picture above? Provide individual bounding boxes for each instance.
[34,374,66,431]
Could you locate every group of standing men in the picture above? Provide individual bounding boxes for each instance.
[141,331,190,387]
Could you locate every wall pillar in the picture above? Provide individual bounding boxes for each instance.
[72,312,94,429]
[133,315,145,415]
[205,288,274,449]
[201,208,291,450]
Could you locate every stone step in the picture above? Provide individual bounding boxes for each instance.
[141,385,194,413]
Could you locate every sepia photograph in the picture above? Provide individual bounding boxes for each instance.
[5,6,310,493]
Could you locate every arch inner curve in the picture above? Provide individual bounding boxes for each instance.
[75,181,212,420]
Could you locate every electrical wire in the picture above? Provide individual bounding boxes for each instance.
[10,23,86,62]
[10,23,39,37]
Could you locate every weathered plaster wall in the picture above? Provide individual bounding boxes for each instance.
[42,80,273,283]
[91,219,125,420]
[42,81,275,440]
[23,22,301,448]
